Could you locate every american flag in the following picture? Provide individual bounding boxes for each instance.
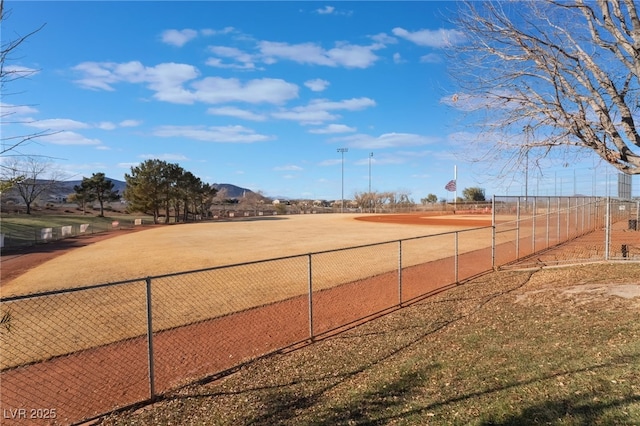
[445,179,456,192]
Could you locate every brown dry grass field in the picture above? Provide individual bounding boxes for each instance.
[1,213,494,296]
[1,213,494,370]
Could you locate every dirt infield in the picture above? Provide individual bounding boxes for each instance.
[1,213,497,425]
[355,213,493,227]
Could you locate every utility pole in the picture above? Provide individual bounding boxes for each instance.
[337,148,348,213]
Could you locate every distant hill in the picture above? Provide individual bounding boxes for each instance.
[54,178,127,200]
[211,183,255,199]
[1,178,257,204]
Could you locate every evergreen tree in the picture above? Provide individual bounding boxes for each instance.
[81,173,120,217]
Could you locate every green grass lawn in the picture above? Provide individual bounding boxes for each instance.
[0,210,153,248]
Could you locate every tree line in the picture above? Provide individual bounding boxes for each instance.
[351,187,486,212]
[1,155,487,217]
[1,157,219,222]
[71,159,219,223]
[124,159,217,224]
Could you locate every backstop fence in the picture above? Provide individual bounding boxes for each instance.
[0,196,638,425]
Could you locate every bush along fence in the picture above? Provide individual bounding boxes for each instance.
[0,196,638,425]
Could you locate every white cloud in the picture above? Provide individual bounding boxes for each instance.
[97,122,117,130]
[40,131,102,146]
[192,77,298,105]
[420,53,442,63]
[274,165,303,171]
[370,33,398,45]
[2,65,39,78]
[314,5,352,16]
[139,153,189,161]
[23,117,141,132]
[206,46,257,70]
[146,63,202,104]
[0,103,38,116]
[153,125,273,143]
[271,109,339,124]
[200,27,235,37]
[205,58,257,70]
[316,5,335,14]
[309,124,356,134]
[25,118,90,130]
[332,132,438,149]
[161,29,198,47]
[318,158,343,166]
[307,97,376,111]
[272,97,375,125]
[119,119,142,127]
[258,40,382,69]
[392,27,466,48]
[304,79,330,92]
[72,61,200,101]
[73,61,298,106]
[72,62,119,91]
[117,162,140,170]
[207,106,267,121]
[393,53,404,64]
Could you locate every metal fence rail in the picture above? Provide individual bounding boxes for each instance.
[0,196,638,425]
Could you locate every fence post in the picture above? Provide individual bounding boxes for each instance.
[307,254,314,342]
[491,195,495,269]
[398,240,403,306]
[145,277,156,399]
[532,197,537,254]
[455,231,459,283]
[516,198,521,260]
[574,197,579,237]
[565,198,571,241]
[546,197,550,249]
[557,197,561,245]
[605,198,611,260]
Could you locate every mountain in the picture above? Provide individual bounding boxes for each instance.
[1,178,257,204]
[211,183,255,199]
[56,178,127,199]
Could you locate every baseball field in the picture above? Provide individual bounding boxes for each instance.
[2,210,638,425]
[1,212,494,297]
[1,212,504,424]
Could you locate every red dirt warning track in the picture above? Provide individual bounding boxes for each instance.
[356,213,493,227]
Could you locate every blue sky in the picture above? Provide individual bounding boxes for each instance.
[2,1,634,200]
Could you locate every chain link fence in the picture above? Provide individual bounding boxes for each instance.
[494,196,639,267]
[1,196,638,425]
[1,218,149,251]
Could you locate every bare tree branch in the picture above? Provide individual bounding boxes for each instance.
[451,0,640,175]
[0,0,52,158]
[0,156,66,213]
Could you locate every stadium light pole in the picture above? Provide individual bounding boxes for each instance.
[368,152,373,213]
[337,148,348,213]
